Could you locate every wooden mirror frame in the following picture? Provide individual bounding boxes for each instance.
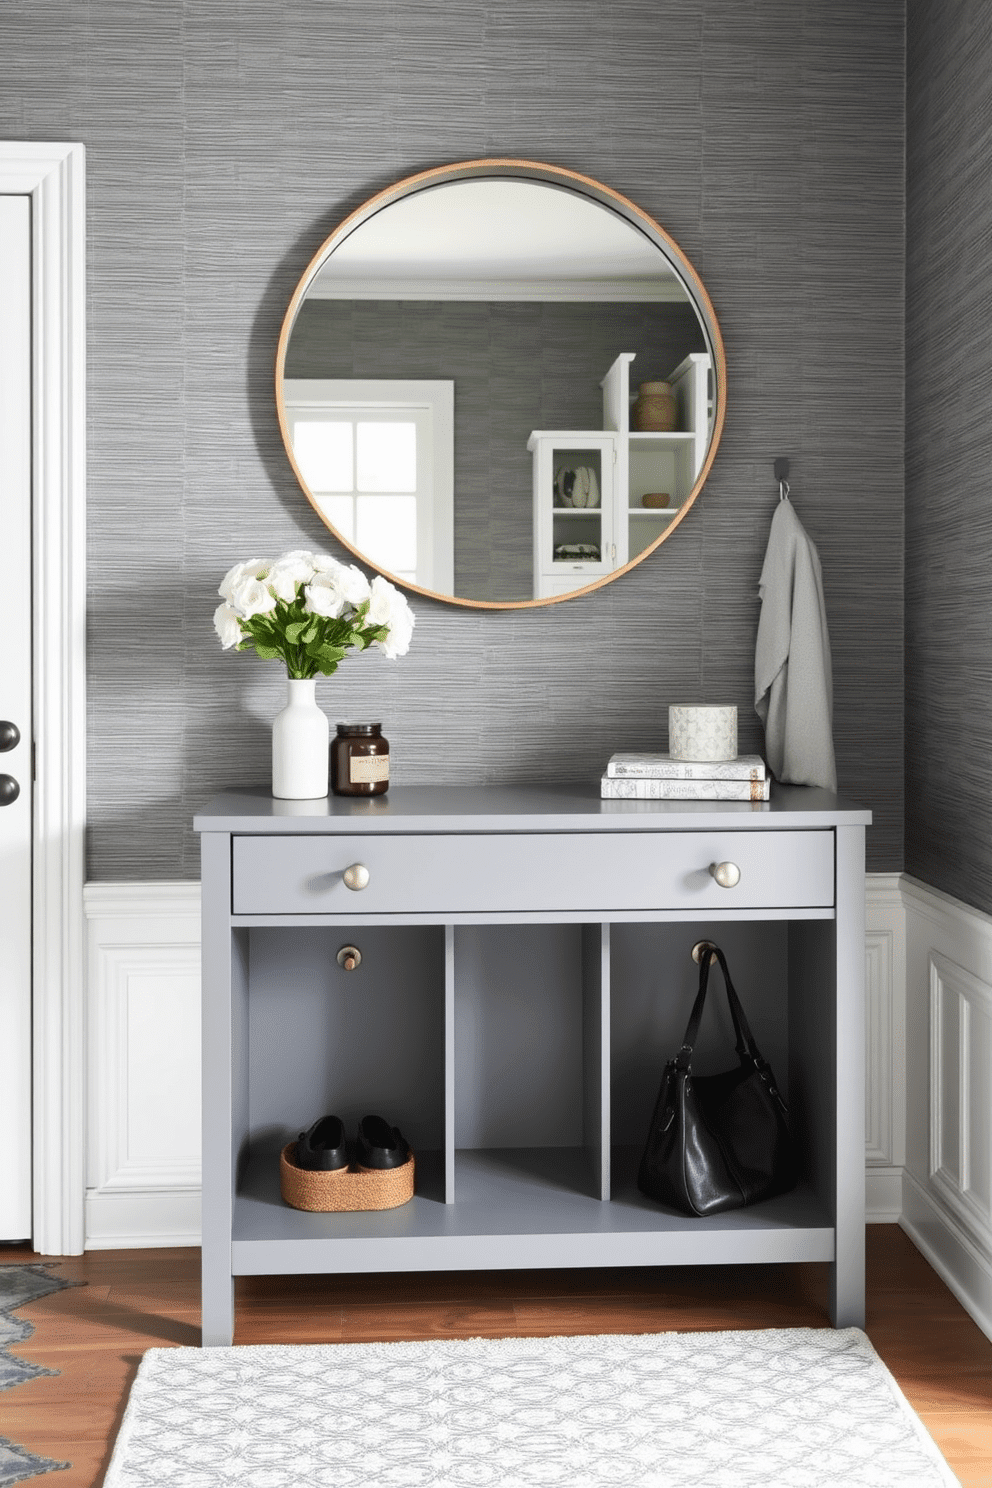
[275,159,727,609]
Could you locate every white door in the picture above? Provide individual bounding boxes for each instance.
[0,195,33,1239]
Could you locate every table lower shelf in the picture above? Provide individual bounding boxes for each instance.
[231,1143,834,1275]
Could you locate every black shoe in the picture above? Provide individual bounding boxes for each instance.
[356,1114,410,1169]
[295,1115,348,1171]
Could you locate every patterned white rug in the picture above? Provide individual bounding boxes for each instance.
[104,1327,958,1487]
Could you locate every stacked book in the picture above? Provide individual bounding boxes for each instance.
[601,752,770,801]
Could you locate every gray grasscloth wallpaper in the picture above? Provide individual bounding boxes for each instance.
[906,0,992,917]
[1,0,905,881]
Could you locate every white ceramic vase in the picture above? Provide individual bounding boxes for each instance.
[271,677,329,799]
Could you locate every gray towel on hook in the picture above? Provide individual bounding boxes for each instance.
[754,497,837,792]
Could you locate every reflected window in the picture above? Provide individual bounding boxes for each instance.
[283,381,454,593]
[357,494,418,575]
[357,421,417,493]
[293,421,353,492]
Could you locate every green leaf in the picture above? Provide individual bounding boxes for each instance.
[283,621,307,642]
[254,643,282,661]
[244,618,274,643]
[315,645,348,668]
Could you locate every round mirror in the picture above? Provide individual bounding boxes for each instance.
[276,159,725,608]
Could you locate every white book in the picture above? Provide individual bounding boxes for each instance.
[606,752,766,781]
[601,775,771,802]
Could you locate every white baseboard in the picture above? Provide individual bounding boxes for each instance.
[901,1167,992,1345]
[84,1187,201,1250]
[866,1166,903,1223]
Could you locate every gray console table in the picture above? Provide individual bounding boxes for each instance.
[195,784,870,1347]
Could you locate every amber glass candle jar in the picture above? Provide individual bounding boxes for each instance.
[330,722,389,796]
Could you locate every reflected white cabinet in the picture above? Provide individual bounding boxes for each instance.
[529,432,616,598]
[530,352,712,598]
[605,352,711,567]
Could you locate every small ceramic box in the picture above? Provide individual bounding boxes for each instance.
[668,705,738,763]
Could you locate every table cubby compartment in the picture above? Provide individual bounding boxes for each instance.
[237,925,447,1206]
[609,921,791,1150]
[451,924,608,1205]
[606,922,831,1234]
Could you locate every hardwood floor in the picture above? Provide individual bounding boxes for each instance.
[0,1226,989,1486]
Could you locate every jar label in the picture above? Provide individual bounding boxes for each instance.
[350,754,389,784]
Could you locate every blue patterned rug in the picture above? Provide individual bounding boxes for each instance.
[0,1264,78,1485]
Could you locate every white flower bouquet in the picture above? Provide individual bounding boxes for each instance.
[214,550,415,678]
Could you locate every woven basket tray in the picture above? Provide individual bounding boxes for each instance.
[279,1143,415,1213]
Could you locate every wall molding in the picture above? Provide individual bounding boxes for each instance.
[902,1167,992,1345]
[85,882,201,1249]
[902,875,992,1342]
[0,143,88,1257]
[902,873,992,956]
[928,950,992,1246]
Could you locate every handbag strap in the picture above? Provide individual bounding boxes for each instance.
[674,944,761,1069]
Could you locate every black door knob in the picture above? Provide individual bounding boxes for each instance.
[0,721,19,753]
[0,775,20,806]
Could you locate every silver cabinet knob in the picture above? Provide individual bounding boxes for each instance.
[0,774,20,806]
[709,861,741,889]
[342,863,370,891]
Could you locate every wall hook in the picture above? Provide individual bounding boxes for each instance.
[773,457,791,502]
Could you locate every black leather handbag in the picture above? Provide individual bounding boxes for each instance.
[637,943,798,1216]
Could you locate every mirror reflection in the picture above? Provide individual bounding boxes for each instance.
[277,169,723,607]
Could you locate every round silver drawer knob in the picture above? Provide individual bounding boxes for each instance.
[342,863,370,891]
[709,861,741,889]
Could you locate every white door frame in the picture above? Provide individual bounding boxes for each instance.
[0,144,87,1255]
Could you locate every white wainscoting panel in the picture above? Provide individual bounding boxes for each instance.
[85,883,201,1248]
[902,875,992,1343]
[83,874,902,1248]
[929,951,992,1244]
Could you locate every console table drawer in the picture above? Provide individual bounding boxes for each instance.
[232,830,834,915]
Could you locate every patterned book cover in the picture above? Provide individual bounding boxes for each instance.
[600,775,771,801]
[606,752,766,781]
